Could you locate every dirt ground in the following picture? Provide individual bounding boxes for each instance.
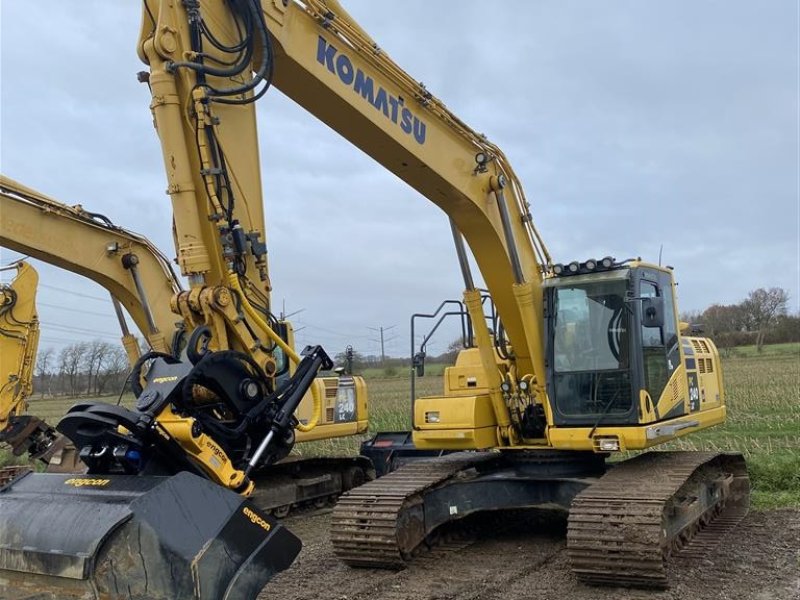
[261,509,799,600]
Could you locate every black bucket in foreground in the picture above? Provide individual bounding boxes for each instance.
[0,471,301,599]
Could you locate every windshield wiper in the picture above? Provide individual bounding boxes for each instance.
[587,376,621,439]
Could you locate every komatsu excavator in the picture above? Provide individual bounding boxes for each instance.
[0,0,748,597]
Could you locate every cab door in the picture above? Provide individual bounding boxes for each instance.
[638,276,681,420]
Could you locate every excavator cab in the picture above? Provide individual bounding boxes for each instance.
[544,259,725,450]
[409,260,725,454]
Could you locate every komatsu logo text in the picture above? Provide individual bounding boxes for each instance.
[65,478,111,487]
[316,36,427,145]
[243,506,271,532]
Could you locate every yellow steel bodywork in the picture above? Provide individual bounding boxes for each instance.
[443,348,491,396]
[546,408,726,451]
[296,375,369,442]
[413,394,498,450]
[0,262,40,431]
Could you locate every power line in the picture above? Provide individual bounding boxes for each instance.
[38,302,118,319]
[39,283,111,302]
[367,324,397,365]
[300,321,374,341]
[41,322,121,339]
[40,336,97,345]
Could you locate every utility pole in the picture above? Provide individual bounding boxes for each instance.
[368,324,397,366]
[279,298,305,321]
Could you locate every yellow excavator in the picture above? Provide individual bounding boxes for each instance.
[0,0,748,597]
[0,175,370,497]
[0,260,88,477]
[0,262,46,467]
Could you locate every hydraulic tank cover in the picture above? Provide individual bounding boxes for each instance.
[0,471,301,599]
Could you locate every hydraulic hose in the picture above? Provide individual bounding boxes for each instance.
[227,273,320,431]
[294,389,320,432]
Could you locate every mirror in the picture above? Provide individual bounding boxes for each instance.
[641,296,665,329]
[413,351,426,377]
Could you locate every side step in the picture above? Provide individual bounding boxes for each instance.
[0,471,301,599]
[567,451,749,588]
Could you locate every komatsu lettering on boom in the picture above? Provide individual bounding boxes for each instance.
[317,36,427,144]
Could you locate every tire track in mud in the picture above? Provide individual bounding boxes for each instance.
[261,509,800,600]
[262,511,565,600]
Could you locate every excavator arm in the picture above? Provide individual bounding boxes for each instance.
[0,260,87,469]
[0,174,182,358]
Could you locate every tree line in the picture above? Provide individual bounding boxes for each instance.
[681,287,798,351]
[34,340,129,398]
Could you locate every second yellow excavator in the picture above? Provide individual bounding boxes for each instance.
[0,261,47,464]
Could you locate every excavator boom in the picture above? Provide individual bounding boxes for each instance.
[0,261,47,463]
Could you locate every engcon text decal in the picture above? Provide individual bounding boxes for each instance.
[243,506,271,531]
[316,36,427,145]
[64,478,111,487]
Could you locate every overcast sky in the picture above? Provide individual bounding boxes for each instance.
[1,1,798,359]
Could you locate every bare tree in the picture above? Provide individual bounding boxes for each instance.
[59,342,87,397]
[742,288,789,352]
[701,304,747,337]
[35,347,55,398]
[96,346,129,395]
[82,340,115,396]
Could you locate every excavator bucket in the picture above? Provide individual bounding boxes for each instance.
[0,470,301,599]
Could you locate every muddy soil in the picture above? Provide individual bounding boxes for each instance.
[261,509,799,600]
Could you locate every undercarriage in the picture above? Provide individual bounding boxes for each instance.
[331,449,749,588]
